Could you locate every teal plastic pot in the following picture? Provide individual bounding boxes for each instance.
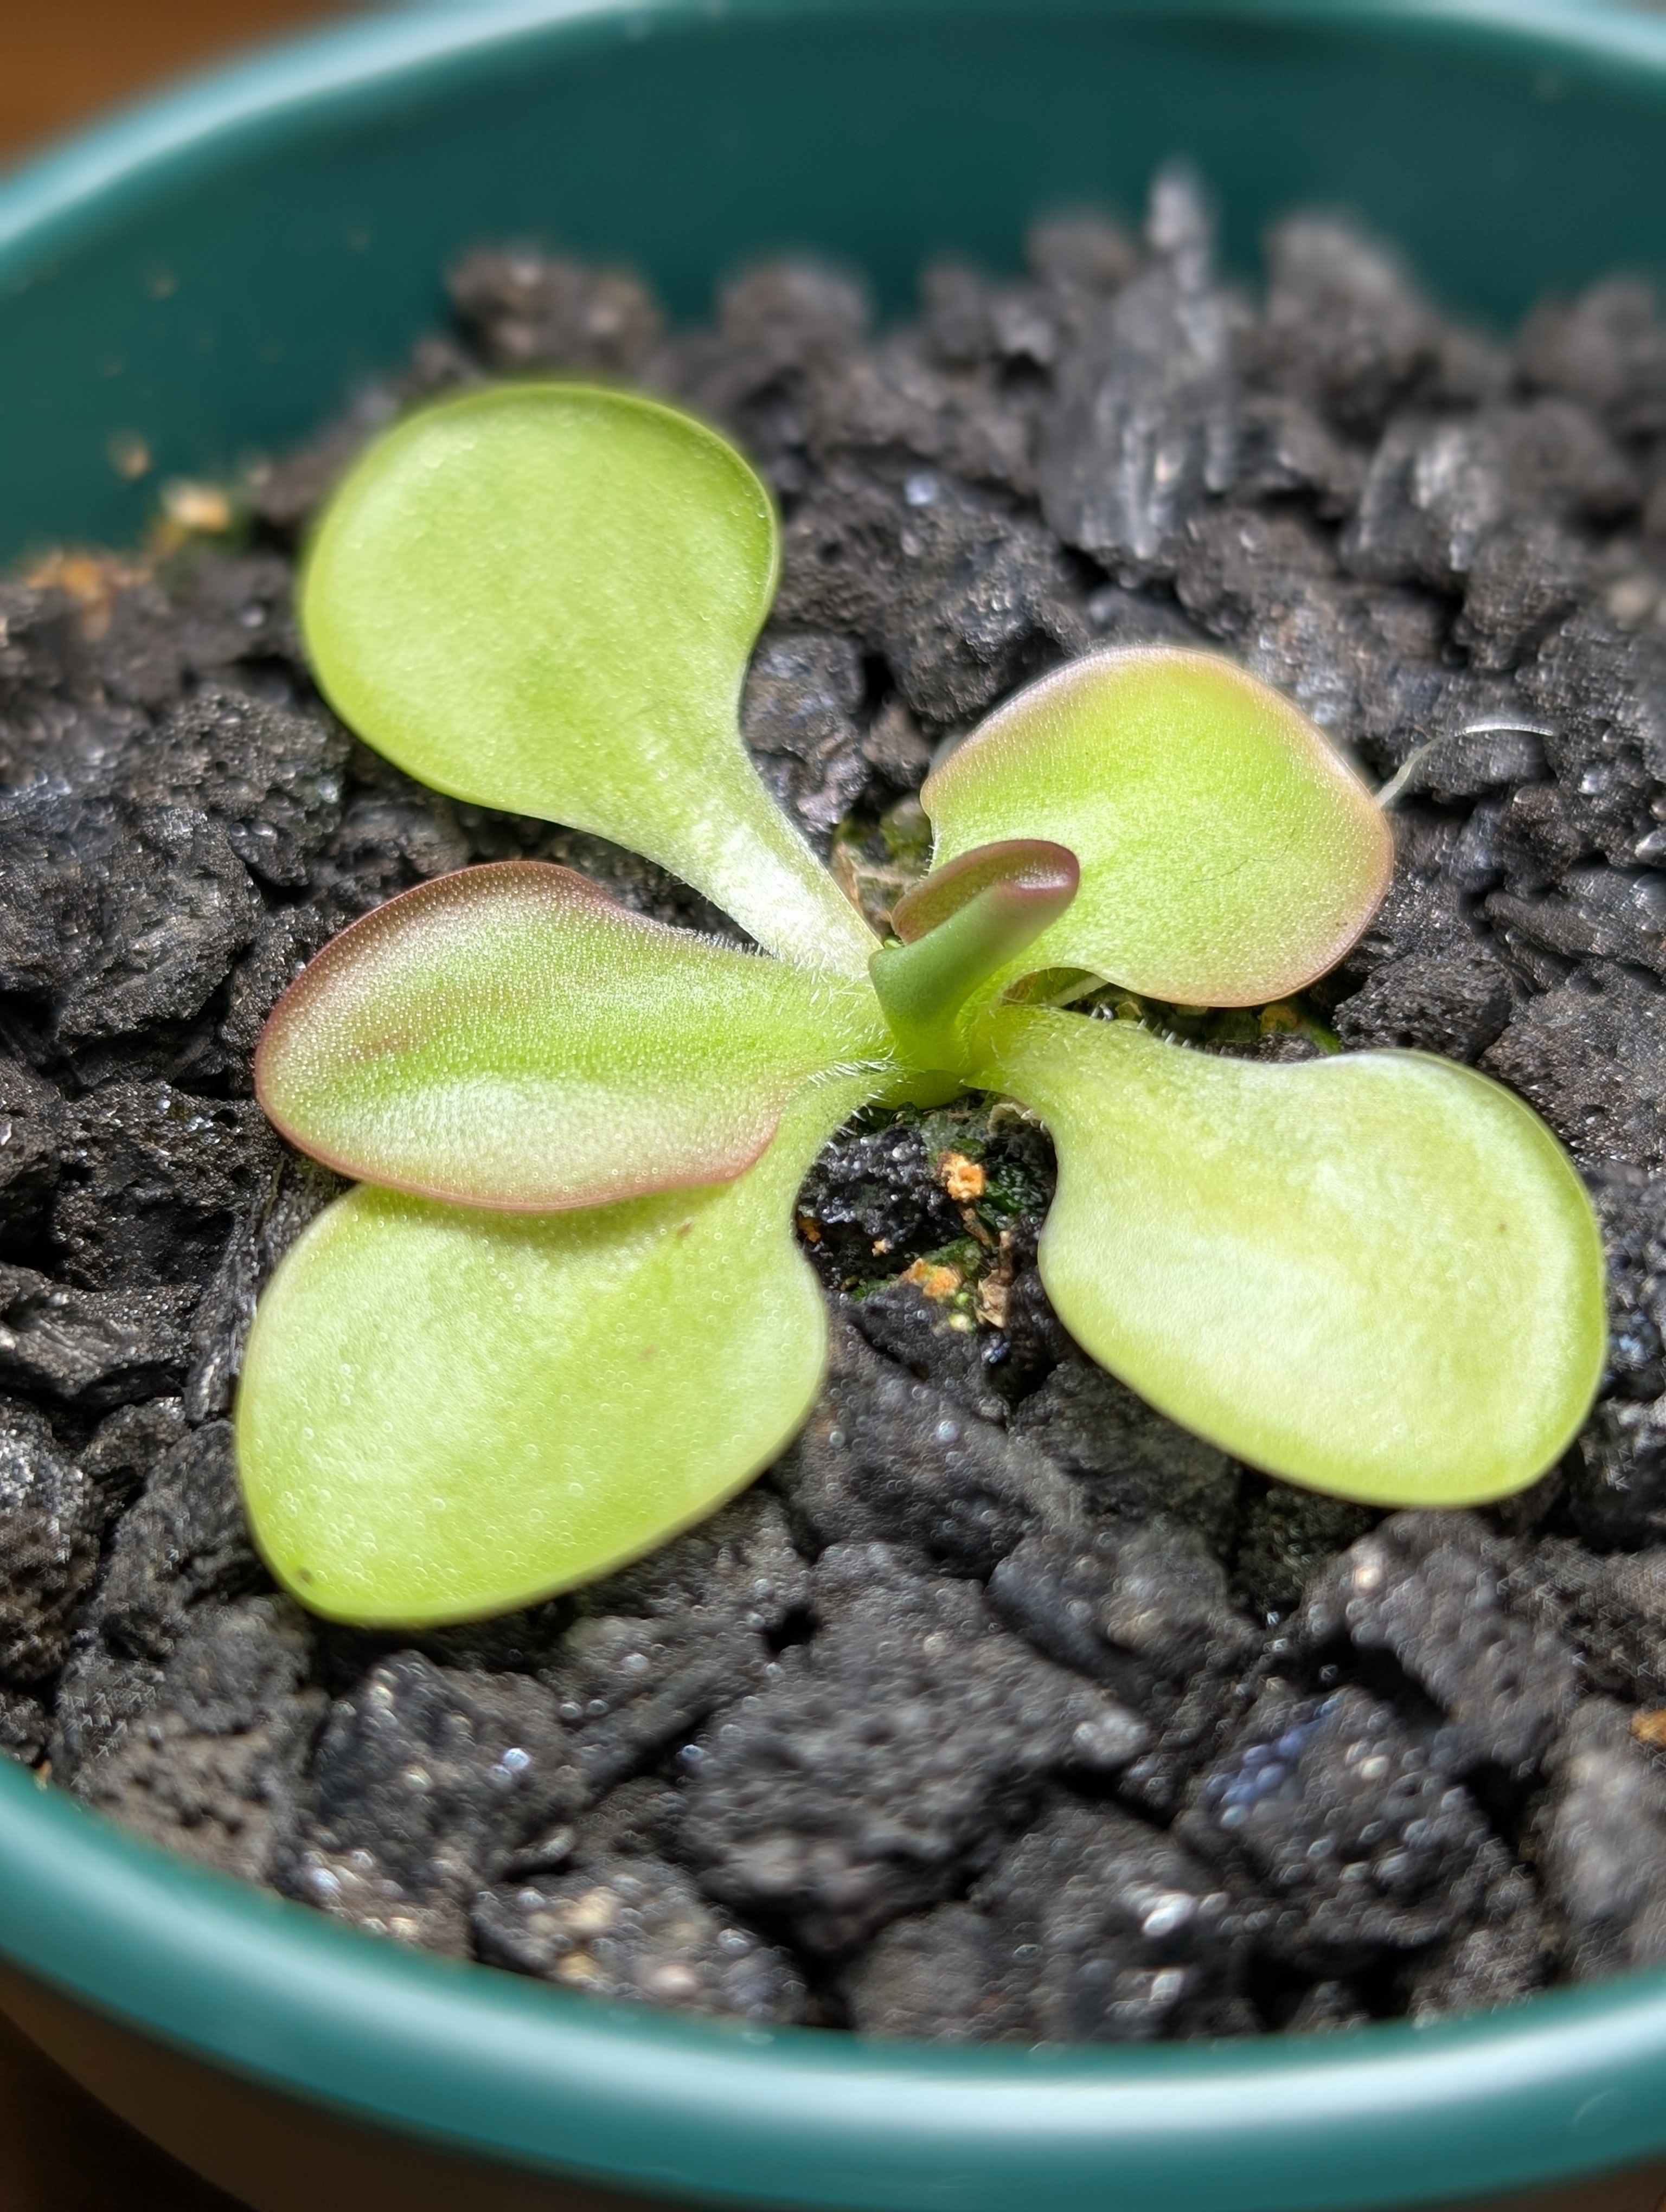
[3,4,1666,2208]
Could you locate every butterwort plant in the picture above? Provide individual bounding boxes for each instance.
[237,384,1606,1628]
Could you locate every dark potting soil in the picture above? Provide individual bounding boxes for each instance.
[3,166,1666,2041]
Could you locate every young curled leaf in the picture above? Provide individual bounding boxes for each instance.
[872,840,1079,1075]
[236,1076,878,1626]
[302,384,876,978]
[979,1009,1604,1508]
[257,862,890,1212]
[889,839,1081,946]
[924,648,1393,1007]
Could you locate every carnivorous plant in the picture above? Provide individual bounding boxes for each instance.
[237,385,1605,1626]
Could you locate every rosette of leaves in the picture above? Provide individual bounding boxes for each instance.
[238,385,1604,1628]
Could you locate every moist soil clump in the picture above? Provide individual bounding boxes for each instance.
[5,169,1666,2039]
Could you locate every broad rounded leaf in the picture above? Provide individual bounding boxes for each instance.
[924,648,1393,1007]
[302,384,876,976]
[236,1077,875,1625]
[257,860,890,1210]
[982,1010,1604,1507]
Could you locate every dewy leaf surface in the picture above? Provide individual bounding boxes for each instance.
[236,1076,876,1626]
[981,1009,1605,1507]
[924,648,1393,1006]
[302,385,876,977]
[257,861,889,1211]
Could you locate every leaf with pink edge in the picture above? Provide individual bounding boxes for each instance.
[924,647,1393,1007]
[257,861,890,1212]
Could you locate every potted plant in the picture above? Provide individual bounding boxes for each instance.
[2,4,1666,2209]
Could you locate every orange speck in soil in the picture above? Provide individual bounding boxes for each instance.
[161,478,234,533]
[24,550,148,640]
[900,1259,962,1302]
[1631,1709,1666,1751]
[938,1150,985,1203]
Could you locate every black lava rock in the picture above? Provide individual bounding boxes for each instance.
[846,1795,1245,2045]
[741,630,870,850]
[796,1122,967,1288]
[1298,1514,1579,1773]
[778,1318,1079,1576]
[543,1490,810,1792]
[1404,1848,1550,2020]
[841,1278,1011,1423]
[0,1398,103,1682]
[840,1902,1020,2041]
[1341,402,1631,593]
[680,1544,1148,1954]
[776,465,1086,728]
[0,1263,195,1411]
[1331,951,1513,1061]
[1249,214,1466,438]
[1482,963,1666,1174]
[986,1518,1264,1824]
[975,1798,1242,2042]
[1537,1699,1666,1980]
[92,1421,265,1661]
[72,1596,324,1882]
[52,1081,280,1294]
[450,249,663,381]
[0,1057,64,1268]
[1232,1480,1380,1624]
[0,786,261,1046]
[473,1854,805,2023]
[1039,168,1237,578]
[1180,1684,1496,1971]
[988,1522,1259,1708]
[1518,277,1666,440]
[1554,1166,1666,1548]
[1513,1539,1666,1705]
[182,1150,343,1422]
[1009,1358,1241,1555]
[279,1651,587,1954]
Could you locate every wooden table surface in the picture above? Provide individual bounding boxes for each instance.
[0,2007,246,2211]
[1,0,351,166]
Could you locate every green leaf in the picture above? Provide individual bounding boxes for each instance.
[257,860,890,1211]
[236,1075,876,1626]
[981,1009,1605,1507]
[924,648,1393,1007]
[301,384,876,977]
[870,839,1079,1076]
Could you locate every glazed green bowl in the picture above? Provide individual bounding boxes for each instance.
[3,4,1666,2208]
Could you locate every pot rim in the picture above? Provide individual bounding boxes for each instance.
[4,4,1666,2208]
[7,0,1666,276]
